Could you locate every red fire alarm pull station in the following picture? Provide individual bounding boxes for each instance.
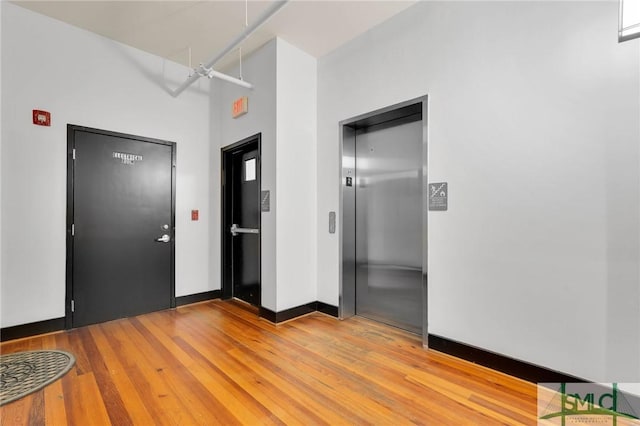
[191,210,199,221]
[32,110,51,126]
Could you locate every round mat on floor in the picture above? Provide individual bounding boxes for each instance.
[0,350,75,406]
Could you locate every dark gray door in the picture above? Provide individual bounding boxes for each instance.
[68,126,175,328]
[355,119,423,333]
[222,136,261,307]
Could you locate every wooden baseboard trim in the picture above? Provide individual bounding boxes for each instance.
[176,290,221,307]
[428,334,586,384]
[1,317,66,342]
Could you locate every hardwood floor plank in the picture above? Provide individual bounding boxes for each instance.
[174,318,328,425]
[105,321,206,425]
[193,307,405,423]
[0,394,34,426]
[63,372,112,426]
[172,336,285,426]
[43,377,68,426]
[128,317,242,425]
[77,327,133,426]
[88,324,155,425]
[27,390,45,426]
[136,315,277,426]
[293,313,538,412]
[1,300,541,425]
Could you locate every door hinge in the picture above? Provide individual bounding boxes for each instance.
[72,149,76,160]
[71,300,75,312]
[71,224,75,236]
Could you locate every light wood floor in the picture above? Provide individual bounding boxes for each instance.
[0,300,538,425]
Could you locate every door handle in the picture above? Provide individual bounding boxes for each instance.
[230,223,260,237]
[155,234,171,243]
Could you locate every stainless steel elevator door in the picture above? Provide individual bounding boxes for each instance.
[355,118,423,334]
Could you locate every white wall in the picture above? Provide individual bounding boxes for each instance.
[0,0,4,320]
[1,2,212,328]
[275,39,317,311]
[211,39,278,311]
[317,1,640,382]
[212,38,317,312]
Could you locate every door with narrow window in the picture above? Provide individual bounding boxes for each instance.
[67,125,176,328]
[222,135,261,306]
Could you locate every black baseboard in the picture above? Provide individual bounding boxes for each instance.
[260,302,317,323]
[258,307,277,323]
[259,301,340,324]
[1,317,66,342]
[428,334,586,384]
[176,290,221,307]
[316,301,339,318]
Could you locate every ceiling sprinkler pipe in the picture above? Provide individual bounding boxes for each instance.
[208,69,253,90]
[171,0,289,97]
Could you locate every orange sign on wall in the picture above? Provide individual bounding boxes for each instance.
[232,96,248,118]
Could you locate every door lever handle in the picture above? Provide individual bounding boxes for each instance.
[230,224,260,237]
[155,234,171,243]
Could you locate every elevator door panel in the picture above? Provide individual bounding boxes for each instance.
[355,119,422,333]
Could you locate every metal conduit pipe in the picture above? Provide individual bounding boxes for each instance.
[207,69,253,89]
[171,0,289,97]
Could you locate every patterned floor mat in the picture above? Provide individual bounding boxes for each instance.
[0,350,75,406]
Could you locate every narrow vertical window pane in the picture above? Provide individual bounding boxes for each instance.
[245,158,256,181]
[620,0,640,41]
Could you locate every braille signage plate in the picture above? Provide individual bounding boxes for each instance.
[261,190,270,212]
[429,182,448,211]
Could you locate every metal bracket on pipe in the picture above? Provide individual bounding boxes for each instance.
[194,64,254,89]
[171,0,289,97]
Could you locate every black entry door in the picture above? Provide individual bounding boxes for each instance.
[222,135,261,307]
[68,125,175,328]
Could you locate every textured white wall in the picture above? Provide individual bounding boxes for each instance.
[211,38,318,312]
[317,1,640,382]
[276,39,318,311]
[211,40,278,311]
[1,3,212,327]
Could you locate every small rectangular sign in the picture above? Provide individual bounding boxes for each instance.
[232,96,248,118]
[428,182,448,211]
[113,152,143,165]
[261,190,270,212]
[191,210,199,221]
[329,211,336,234]
[32,110,51,126]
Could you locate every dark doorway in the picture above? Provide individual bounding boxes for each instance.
[66,125,176,328]
[221,134,261,307]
